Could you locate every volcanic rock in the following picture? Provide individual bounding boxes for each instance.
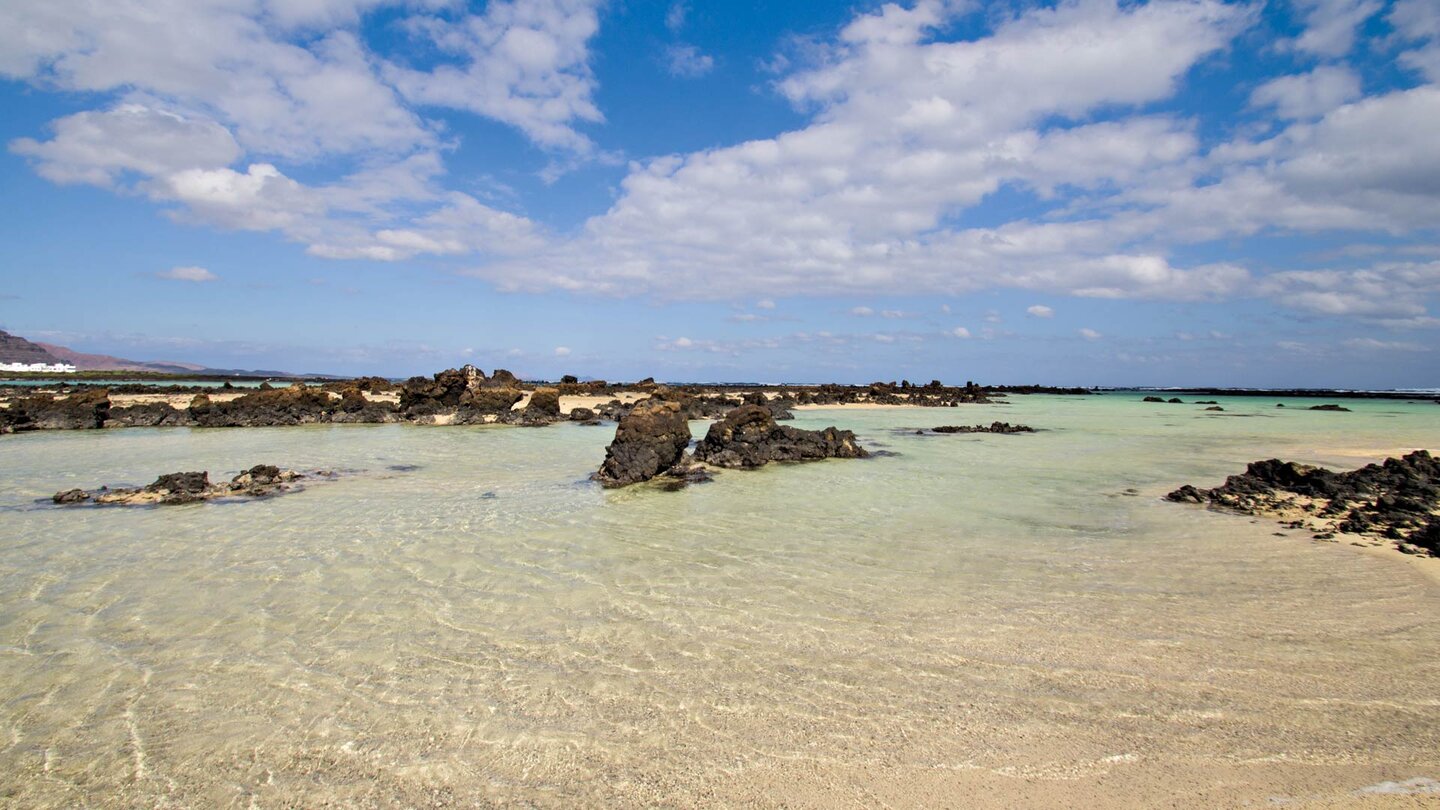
[694,404,868,469]
[594,399,693,488]
[931,422,1035,434]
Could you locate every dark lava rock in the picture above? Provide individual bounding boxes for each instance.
[1167,398,1184,404]
[107,401,194,428]
[1309,404,1352,412]
[694,404,868,469]
[190,384,337,427]
[521,387,562,424]
[1165,450,1440,556]
[594,399,693,488]
[1204,406,1225,412]
[4,389,111,431]
[54,465,311,506]
[1143,396,1165,403]
[569,407,597,422]
[932,422,1035,434]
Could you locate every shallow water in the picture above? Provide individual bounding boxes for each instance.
[1,393,1438,807]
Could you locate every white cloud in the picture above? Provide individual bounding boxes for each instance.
[849,306,874,316]
[756,298,776,309]
[664,44,714,78]
[1249,66,1362,120]
[1079,327,1102,340]
[1026,304,1054,318]
[155,266,219,282]
[554,346,571,356]
[1284,0,1382,57]
[1258,261,1440,319]
[1342,337,1429,352]
[665,3,688,33]
[466,0,1257,301]
[387,0,605,153]
[11,104,241,187]
[950,326,971,338]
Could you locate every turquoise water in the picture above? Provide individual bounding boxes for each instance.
[1,394,1438,806]
[1,379,276,388]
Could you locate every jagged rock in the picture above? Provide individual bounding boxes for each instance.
[106,401,193,427]
[932,422,1035,434]
[489,369,520,387]
[560,375,579,385]
[54,465,310,506]
[1205,406,1225,411]
[1310,404,1351,412]
[190,384,334,427]
[694,404,868,469]
[1143,396,1165,403]
[1168,397,1184,404]
[1166,450,1440,556]
[522,387,562,423]
[4,389,111,430]
[594,399,693,488]
[569,407,597,422]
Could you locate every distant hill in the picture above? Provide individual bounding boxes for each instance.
[37,342,207,373]
[0,329,305,377]
[0,330,62,365]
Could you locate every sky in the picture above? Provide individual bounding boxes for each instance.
[0,0,1438,387]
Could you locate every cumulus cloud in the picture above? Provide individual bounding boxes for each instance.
[1249,66,1362,120]
[664,44,714,77]
[467,0,1259,301]
[554,346,571,356]
[849,306,874,316]
[1026,304,1054,318]
[950,326,971,338]
[11,104,242,187]
[1284,0,1382,57]
[1079,328,1102,340]
[155,266,219,282]
[387,0,605,153]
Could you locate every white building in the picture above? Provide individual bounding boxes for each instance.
[0,361,78,373]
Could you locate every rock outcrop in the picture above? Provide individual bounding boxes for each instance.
[2,389,111,431]
[593,399,694,488]
[53,464,309,506]
[694,405,868,469]
[932,422,1034,434]
[1166,450,1440,556]
[190,384,342,427]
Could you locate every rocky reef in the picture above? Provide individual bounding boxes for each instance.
[53,464,313,506]
[693,405,868,469]
[1166,450,1440,556]
[931,422,1035,434]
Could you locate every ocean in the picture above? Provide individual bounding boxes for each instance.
[1,392,1437,806]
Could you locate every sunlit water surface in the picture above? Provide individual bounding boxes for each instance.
[2,393,1438,807]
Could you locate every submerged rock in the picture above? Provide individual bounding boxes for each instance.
[1309,403,1352,412]
[1165,450,1440,556]
[694,404,868,469]
[53,464,311,506]
[594,399,693,488]
[931,422,1035,434]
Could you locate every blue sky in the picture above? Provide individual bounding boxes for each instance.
[1,0,1438,386]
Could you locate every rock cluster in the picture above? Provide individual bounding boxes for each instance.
[694,405,868,469]
[53,464,309,506]
[1166,450,1440,556]
[931,422,1035,434]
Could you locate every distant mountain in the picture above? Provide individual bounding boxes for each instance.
[37,342,207,373]
[0,330,62,365]
[0,329,305,377]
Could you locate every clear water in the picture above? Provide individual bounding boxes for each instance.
[1,393,1438,806]
[1,379,276,388]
